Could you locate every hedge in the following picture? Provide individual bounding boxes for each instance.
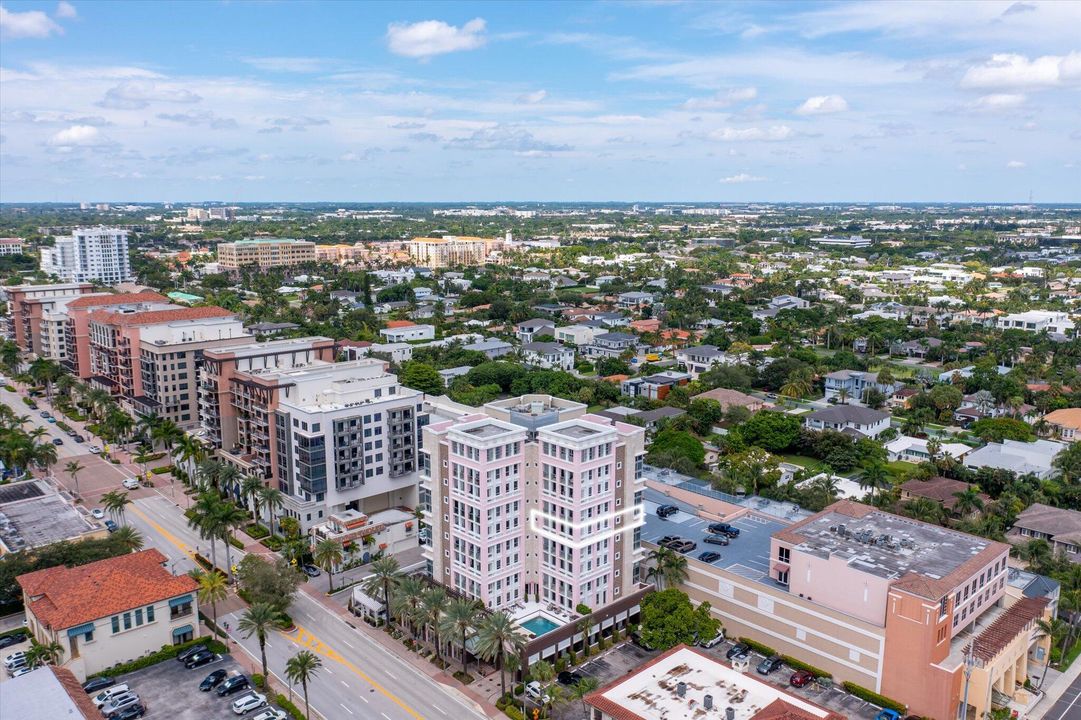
[199,612,228,640]
[55,421,71,432]
[150,465,174,475]
[842,681,906,714]
[3,385,15,392]
[252,673,266,689]
[738,636,777,658]
[245,523,270,539]
[0,627,29,640]
[502,705,524,720]
[275,693,306,720]
[262,535,284,551]
[88,636,226,679]
[227,535,244,550]
[21,397,33,406]
[781,655,832,679]
[134,452,166,463]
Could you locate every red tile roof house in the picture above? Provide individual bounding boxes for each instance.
[16,549,199,681]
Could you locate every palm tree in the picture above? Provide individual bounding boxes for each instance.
[392,576,427,638]
[190,492,225,571]
[101,490,131,526]
[112,526,144,552]
[837,387,849,405]
[0,340,20,373]
[810,473,839,507]
[197,459,224,494]
[904,496,945,525]
[153,418,183,452]
[194,568,229,637]
[645,546,688,590]
[257,485,284,535]
[216,502,248,582]
[529,659,556,717]
[238,602,283,680]
[285,650,322,720]
[55,373,77,400]
[421,586,448,663]
[572,677,600,718]
[475,611,526,697]
[64,460,85,499]
[313,539,345,592]
[858,461,889,505]
[926,438,942,464]
[441,598,478,676]
[33,441,58,478]
[952,486,985,517]
[137,412,162,447]
[25,640,64,668]
[363,556,402,625]
[241,474,264,524]
[218,463,242,501]
[172,434,205,479]
[576,614,593,654]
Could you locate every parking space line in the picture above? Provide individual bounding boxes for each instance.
[434,706,447,715]
[341,702,355,715]
[341,679,350,688]
[382,713,393,720]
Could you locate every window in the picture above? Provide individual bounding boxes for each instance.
[123,613,131,630]
[169,597,193,620]
[111,616,120,633]
[146,605,155,623]
[778,546,791,563]
[135,609,143,626]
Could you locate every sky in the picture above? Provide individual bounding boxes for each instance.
[0,0,1079,203]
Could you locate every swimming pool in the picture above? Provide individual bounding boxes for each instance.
[520,616,561,636]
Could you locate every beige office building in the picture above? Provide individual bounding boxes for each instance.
[217,239,317,269]
[406,236,500,269]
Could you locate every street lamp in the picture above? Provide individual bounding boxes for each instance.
[960,645,974,720]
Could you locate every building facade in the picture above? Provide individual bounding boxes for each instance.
[217,239,317,269]
[3,282,95,354]
[406,236,498,268]
[40,227,133,285]
[421,395,646,612]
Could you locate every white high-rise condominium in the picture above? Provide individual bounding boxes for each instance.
[41,226,133,285]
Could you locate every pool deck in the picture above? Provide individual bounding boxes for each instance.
[508,602,577,638]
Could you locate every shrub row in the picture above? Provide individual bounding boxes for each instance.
[737,636,777,658]
[134,451,166,463]
[263,535,285,551]
[198,611,228,640]
[781,655,832,679]
[88,636,225,679]
[3,385,15,392]
[227,535,244,550]
[244,523,270,539]
[0,627,28,640]
[150,465,174,475]
[55,421,71,432]
[275,693,307,720]
[252,673,266,689]
[841,681,906,714]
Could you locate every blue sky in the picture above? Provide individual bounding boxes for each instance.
[1,1,1078,202]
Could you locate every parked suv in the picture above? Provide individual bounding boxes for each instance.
[216,675,250,697]
[656,504,679,518]
[708,523,740,538]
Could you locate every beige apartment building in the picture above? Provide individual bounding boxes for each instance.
[406,235,501,268]
[217,238,316,269]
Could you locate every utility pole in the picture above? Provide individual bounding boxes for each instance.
[960,644,974,720]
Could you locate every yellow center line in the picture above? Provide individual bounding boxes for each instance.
[127,503,196,560]
[287,624,425,720]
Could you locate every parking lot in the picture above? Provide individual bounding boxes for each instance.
[107,652,281,719]
[546,640,885,720]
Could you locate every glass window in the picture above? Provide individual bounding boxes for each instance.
[135,609,143,626]
[146,605,155,622]
[111,616,120,633]
[123,613,131,630]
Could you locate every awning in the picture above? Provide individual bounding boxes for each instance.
[772,562,790,572]
[172,624,193,638]
[168,594,193,608]
[67,622,95,638]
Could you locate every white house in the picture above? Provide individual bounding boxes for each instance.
[803,405,891,438]
[963,439,1066,479]
[379,323,435,342]
[675,345,738,378]
[997,311,1074,337]
[522,342,575,371]
[555,325,599,346]
[885,435,973,463]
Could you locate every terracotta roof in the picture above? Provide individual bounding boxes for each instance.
[66,291,168,309]
[693,387,769,410]
[968,596,1049,663]
[17,549,197,630]
[51,666,102,718]
[385,320,416,328]
[1043,408,1081,431]
[755,699,845,720]
[92,305,236,327]
[900,477,991,511]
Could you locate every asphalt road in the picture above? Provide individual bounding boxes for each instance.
[1042,671,1081,720]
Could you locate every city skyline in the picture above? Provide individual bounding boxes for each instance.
[1,0,1079,203]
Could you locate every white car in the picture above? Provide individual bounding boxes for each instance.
[700,631,726,649]
[251,710,287,720]
[10,666,34,678]
[232,692,267,715]
[88,445,103,454]
[3,651,28,668]
[122,477,141,490]
[525,681,550,705]
[93,684,130,707]
[91,508,105,519]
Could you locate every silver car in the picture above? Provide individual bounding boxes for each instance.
[101,692,140,717]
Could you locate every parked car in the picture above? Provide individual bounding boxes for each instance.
[10,666,34,678]
[251,710,288,720]
[110,705,146,720]
[184,650,216,669]
[82,676,115,693]
[697,551,721,563]
[91,508,105,519]
[176,644,207,663]
[670,540,697,553]
[557,670,584,686]
[725,643,750,660]
[122,477,141,490]
[216,675,250,696]
[66,429,79,437]
[790,670,815,688]
[88,445,103,454]
[46,417,56,424]
[231,692,267,715]
[92,684,130,707]
[52,437,63,445]
[39,411,50,418]
[104,520,119,532]
[7,659,30,676]
[524,681,550,704]
[700,631,725,649]
[3,650,28,668]
[101,692,141,717]
[657,535,680,546]
[656,504,679,518]
[708,523,741,538]
[703,534,729,546]
[0,631,28,649]
[301,564,321,578]
[874,712,901,720]
[756,656,784,675]
[199,669,228,691]
[73,434,85,443]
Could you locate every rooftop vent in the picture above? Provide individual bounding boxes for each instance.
[704,695,713,711]
[726,708,735,720]
[676,682,686,697]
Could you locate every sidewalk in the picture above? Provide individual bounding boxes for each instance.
[1029,657,1081,720]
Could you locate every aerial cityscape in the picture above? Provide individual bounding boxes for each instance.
[0,3,1079,720]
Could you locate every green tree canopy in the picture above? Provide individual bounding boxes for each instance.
[971,417,1035,443]
[400,362,444,396]
[733,411,801,452]
[639,589,720,651]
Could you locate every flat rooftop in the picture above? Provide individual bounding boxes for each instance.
[0,480,99,552]
[786,508,992,581]
[641,487,786,589]
[547,423,603,439]
[587,645,834,720]
[462,422,516,439]
[212,335,333,358]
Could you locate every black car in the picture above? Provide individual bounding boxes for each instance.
[557,671,584,686]
[216,675,250,696]
[708,523,740,538]
[756,656,784,675]
[176,644,207,663]
[658,535,679,546]
[199,668,228,691]
[698,551,721,563]
[73,434,85,443]
[82,676,115,694]
[184,650,216,669]
[703,534,729,546]
[52,437,64,445]
[301,564,321,578]
[109,704,145,720]
[726,643,750,660]
[0,631,28,650]
[656,504,679,518]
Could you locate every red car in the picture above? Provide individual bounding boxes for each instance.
[790,670,815,688]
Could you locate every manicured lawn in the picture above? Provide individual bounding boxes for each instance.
[780,454,827,472]
[886,461,919,479]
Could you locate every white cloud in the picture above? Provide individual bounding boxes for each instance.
[795,94,849,115]
[710,125,794,142]
[961,52,1081,90]
[719,173,766,183]
[241,57,334,73]
[516,89,547,104]
[0,5,63,38]
[683,87,757,110]
[386,18,487,59]
[55,2,77,19]
[1006,160,1026,168]
[48,124,99,146]
[98,81,202,110]
[970,93,1027,111]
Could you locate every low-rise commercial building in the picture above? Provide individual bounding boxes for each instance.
[217,238,316,269]
[0,480,107,554]
[17,549,199,681]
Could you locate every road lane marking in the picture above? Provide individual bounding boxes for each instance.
[127,504,194,560]
[341,703,354,715]
[342,639,355,649]
[385,670,397,680]
[434,706,446,715]
[382,713,392,720]
[341,680,350,688]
